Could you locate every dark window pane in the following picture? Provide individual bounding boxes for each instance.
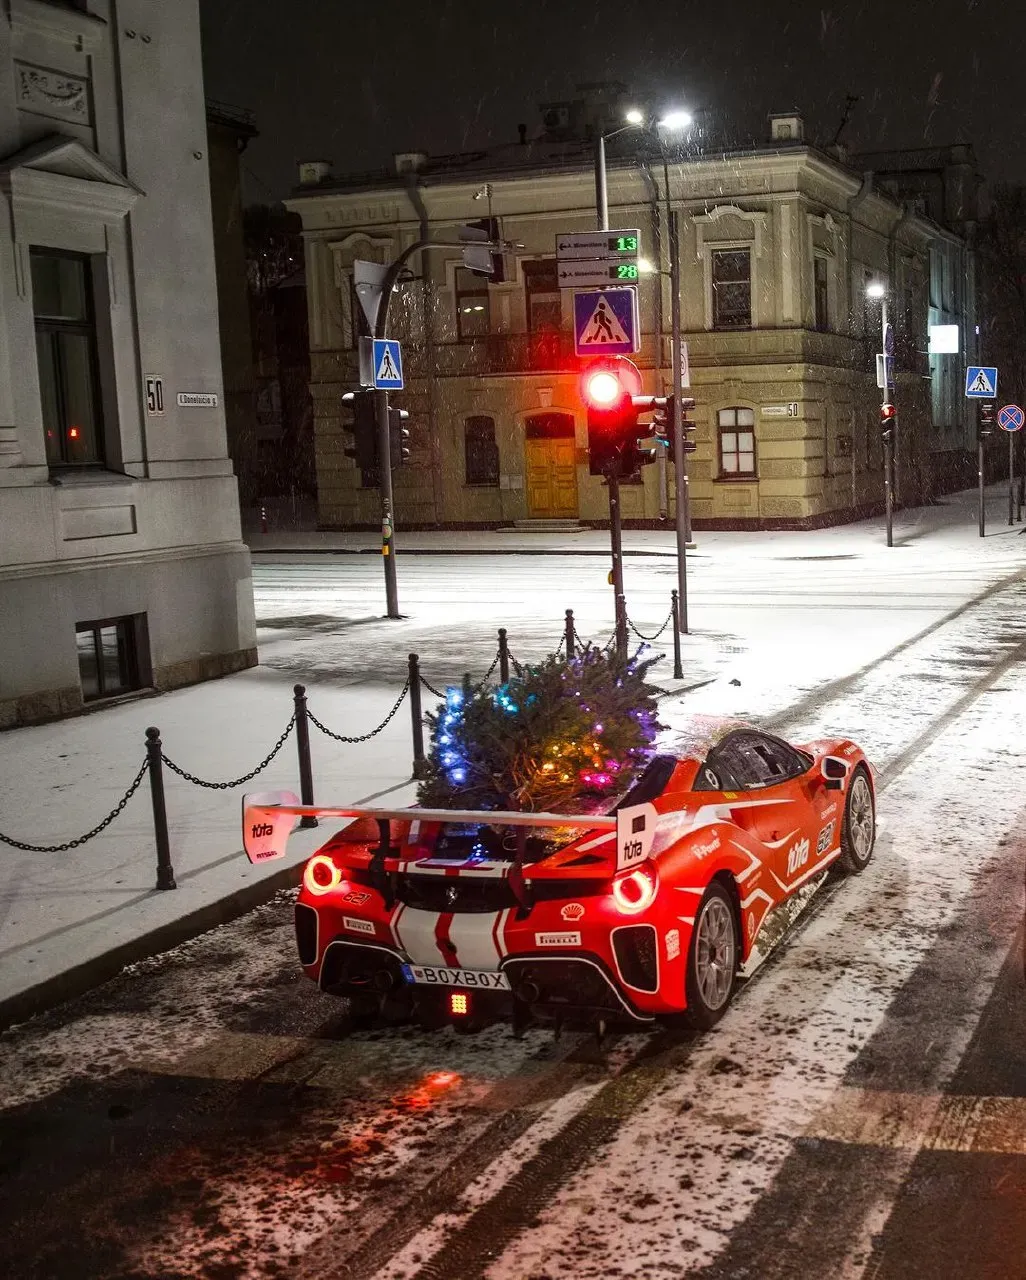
[36,331,62,464]
[524,259,561,333]
[455,268,490,339]
[59,332,102,464]
[814,256,829,331]
[99,625,128,695]
[712,249,752,328]
[465,415,499,485]
[31,253,88,322]
[76,629,100,700]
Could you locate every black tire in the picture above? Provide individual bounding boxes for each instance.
[685,881,739,1030]
[838,765,875,874]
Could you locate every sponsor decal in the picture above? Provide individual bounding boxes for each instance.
[252,848,279,862]
[786,836,811,877]
[665,928,681,961]
[251,822,273,838]
[723,791,738,800]
[843,744,859,757]
[342,915,375,936]
[748,914,756,939]
[535,931,581,947]
[816,822,836,856]
[691,834,721,860]
[561,902,585,922]
[343,891,371,905]
[820,804,838,820]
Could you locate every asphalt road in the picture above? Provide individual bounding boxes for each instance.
[2,564,1025,1279]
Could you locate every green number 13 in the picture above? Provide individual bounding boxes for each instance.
[615,235,638,253]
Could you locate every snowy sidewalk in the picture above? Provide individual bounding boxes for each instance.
[0,485,1023,1028]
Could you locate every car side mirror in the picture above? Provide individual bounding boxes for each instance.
[821,756,848,791]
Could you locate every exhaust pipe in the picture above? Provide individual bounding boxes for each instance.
[515,978,541,1004]
[373,968,396,992]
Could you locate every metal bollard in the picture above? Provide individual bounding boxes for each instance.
[293,685,318,828]
[145,727,176,890]
[565,609,575,659]
[498,628,510,684]
[409,654,427,778]
[671,590,684,680]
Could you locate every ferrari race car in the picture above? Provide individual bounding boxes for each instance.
[243,720,875,1031]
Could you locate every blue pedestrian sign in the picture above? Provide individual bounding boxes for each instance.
[573,287,639,356]
[965,366,998,399]
[998,403,1024,433]
[371,338,403,390]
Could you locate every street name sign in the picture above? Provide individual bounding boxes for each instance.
[557,261,640,288]
[965,366,998,398]
[997,403,1024,433]
[876,354,895,390]
[556,230,640,260]
[573,288,639,356]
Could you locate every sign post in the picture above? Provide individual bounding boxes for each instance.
[998,403,1024,527]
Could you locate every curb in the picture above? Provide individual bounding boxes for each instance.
[249,546,699,558]
[0,860,304,1034]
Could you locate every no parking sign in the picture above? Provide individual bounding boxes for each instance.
[997,404,1024,433]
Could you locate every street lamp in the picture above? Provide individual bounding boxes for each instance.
[866,280,894,547]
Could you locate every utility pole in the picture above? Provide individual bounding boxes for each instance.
[880,294,894,548]
[668,208,689,633]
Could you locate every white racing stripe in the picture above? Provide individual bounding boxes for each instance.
[392,907,443,965]
[448,912,504,971]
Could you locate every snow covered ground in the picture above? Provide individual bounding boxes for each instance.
[0,495,1023,1279]
[0,486,1022,1024]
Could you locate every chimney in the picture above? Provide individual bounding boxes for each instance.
[298,160,333,185]
[768,112,804,144]
[394,151,428,175]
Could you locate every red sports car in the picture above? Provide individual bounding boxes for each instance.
[243,719,875,1031]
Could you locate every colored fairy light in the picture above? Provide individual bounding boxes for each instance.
[594,723,603,733]
[451,767,466,783]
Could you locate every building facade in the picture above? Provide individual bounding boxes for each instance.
[0,0,256,727]
[289,102,977,532]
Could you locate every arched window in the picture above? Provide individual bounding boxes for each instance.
[718,408,756,477]
[464,416,499,486]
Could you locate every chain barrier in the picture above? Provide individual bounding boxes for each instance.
[308,682,409,744]
[0,756,149,852]
[420,673,446,700]
[161,716,296,789]
[473,650,501,692]
[627,609,675,643]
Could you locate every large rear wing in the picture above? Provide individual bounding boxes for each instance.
[242,790,658,877]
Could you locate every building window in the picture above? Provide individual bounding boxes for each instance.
[523,259,561,332]
[711,249,751,328]
[718,407,756,477]
[464,415,499,486]
[814,256,829,331]
[31,249,104,467]
[455,268,490,339]
[76,615,147,702]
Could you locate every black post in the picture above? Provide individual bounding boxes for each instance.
[145,727,176,891]
[1009,430,1015,527]
[884,430,894,548]
[671,590,684,680]
[564,609,575,659]
[409,653,427,778]
[979,435,986,538]
[497,628,510,684]
[293,684,318,828]
[607,471,628,657]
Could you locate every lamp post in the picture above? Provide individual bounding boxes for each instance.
[867,281,894,547]
[597,106,693,632]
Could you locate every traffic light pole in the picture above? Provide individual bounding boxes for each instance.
[979,417,986,539]
[668,209,689,634]
[375,388,399,615]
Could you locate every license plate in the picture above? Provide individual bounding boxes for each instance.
[401,964,510,990]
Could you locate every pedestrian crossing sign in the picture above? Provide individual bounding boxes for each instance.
[573,287,639,356]
[965,365,998,399]
[372,338,404,390]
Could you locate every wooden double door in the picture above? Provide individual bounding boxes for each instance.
[524,414,578,519]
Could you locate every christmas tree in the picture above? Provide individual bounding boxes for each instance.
[417,645,663,814]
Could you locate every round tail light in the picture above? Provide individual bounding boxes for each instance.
[304,854,342,896]
[612,864,658,914]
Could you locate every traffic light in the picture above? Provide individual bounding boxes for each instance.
[880,402,897,443]
[342,390,378,470]
[649,396,698,453]
[389,406,411,468]
[582,364,641,477]
[978,400,995,440]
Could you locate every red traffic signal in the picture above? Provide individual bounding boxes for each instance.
[881,403,896,420]
[583,368,626,409]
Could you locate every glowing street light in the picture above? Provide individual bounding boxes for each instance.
[657,109,694,133]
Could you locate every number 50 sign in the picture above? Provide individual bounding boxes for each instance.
[145,375,165,416]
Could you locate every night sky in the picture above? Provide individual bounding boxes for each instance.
[200,0,1025,204]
